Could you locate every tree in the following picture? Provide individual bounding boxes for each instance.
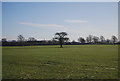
[78,37,85,44]
[100,36,105,43]
[51,38,59,44]
[86,35,93,43]
[54,32,68,48]
[106,39,110,44]
[2,38,7,42]
[64,38,69,43]
[86,37,89,43]
[17,35,25,42]
[111,35,117,44]
[28,37,36,41]
[93,36,99,44]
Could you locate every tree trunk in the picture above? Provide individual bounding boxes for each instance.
[60,43,63,48]
[59,39,63,48]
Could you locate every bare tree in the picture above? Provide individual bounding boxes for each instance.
[100,36,105,43]
[54,32,68,48]
[93,36,99,44]
[17,35,25,42]
[86,35,93,43]
[86,37,89,43]
[78,37,85,44]
[28,37,36,41]
[111,35,118,44]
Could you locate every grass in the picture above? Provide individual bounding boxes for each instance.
[2,45,118,79]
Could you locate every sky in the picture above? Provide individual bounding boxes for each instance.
[0,2,2,40]
[2,2,118,41]
[1,0,120,2]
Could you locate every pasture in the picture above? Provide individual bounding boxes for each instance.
[2,45,118,79]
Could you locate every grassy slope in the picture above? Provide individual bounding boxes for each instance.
[2,45,118,79]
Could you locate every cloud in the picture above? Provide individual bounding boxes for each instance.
[19,22,79,33]
[19,22,80,33]
[64,19,88,23]
[19,22,66,30]
[19,22,64,28]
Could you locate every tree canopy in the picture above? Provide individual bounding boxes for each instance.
[54,32,69,48]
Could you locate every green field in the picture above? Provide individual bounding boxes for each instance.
[2,45,118,79]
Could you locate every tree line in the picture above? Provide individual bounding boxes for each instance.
[1,32,119,47]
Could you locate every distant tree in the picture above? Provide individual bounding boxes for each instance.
[54,32,68,48]
[28,37,36,41]
[11,40,16,42]
[100,36,105,43]
[2,38,7,42]
[93,36,99,44]
[118,35,120,43]
[78,37,85,44]
[86,35,93,43]
[17,35,25,42]
[51,38,58,44]
[72,40,76,43]
[118,40,120,44]
[106,39,111,44]
[47,40,52,44]
[86,37,89,43]
[111,35,118,44]
[64,38,69,43]
[72,40,76,44]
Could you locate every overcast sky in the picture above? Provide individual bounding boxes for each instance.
[2,2,118,41]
